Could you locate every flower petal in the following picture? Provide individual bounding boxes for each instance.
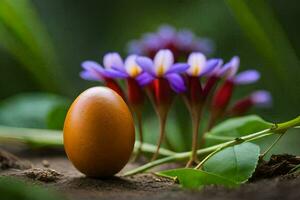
[136,72,155,86]
[82,61,103,72]
[200,58,221,76]
[186,52,206,76]
[103,52,124,69]
[208,59,224,76]
[176,29,194,48]
[103,68,128,79]
[219,56,240,78]
[250,90,272,107]
[81,61,104,80]
[136,56,155,76]
[154,49,174,76]
[142,33,161,49]
[124,55,142,77]
[166,63,189,74]
[193,38,215,55]
[165,73,186,93]
[157,25,176,42]
[80,71,100,81]
[127,40,143,54]
[234,70,260,85]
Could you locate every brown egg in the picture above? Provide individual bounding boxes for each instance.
[63,87,135,177]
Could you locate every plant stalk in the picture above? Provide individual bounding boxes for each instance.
[186,107,201,167]
[0,126,175,157]
[134,110,144,159]
[151,113,167,161]
[124,115,300,176]
[260,131,285,159]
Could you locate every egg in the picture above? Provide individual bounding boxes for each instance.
[63,87,135,177]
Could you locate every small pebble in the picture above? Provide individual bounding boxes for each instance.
[42,160,50,168]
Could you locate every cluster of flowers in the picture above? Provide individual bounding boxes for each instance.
[127,25,214,60]
[80,24,271,165]
[80,49,271,165]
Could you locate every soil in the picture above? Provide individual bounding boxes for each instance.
[1,147,300,200]
[251,154,300,181]
[0,149,31,170]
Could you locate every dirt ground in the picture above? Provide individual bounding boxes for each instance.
[1,146,300,200]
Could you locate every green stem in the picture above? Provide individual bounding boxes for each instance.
[0,126,175,157]
[275,115,300,131]
[134,110,144,159]
[133,141,175,157]
[194,146,223,169]
[205,134,236,141]
[124,129,271,176]
[151,114,167,161]
[186,108,201,167]
[124,115,300,176]
[124,145,215,176]
[260,131,285,159]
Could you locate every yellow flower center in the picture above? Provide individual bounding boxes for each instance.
[129,65,142,77]
[157,65,165,77]
[192,65,201,76]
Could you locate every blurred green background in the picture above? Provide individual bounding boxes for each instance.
[0,0,299,131]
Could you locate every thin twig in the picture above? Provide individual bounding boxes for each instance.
[260,132,285,159]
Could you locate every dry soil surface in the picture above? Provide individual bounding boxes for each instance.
[1,147,300,200]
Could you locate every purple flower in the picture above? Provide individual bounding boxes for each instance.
[80,53,126,98]
[102,54,154,87]
[136,49,189,161]
[136,49,189,93]
[127,24,214,60]
[209,56,262,130]
[228,90,272,116]
[250,90,272,107]
[219,56,260,84]
[186,52,220,77]
[80,61,104,81]
[182,52,221,165]
[80,52,124,81]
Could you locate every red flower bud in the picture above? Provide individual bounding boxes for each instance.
[187,76,203,104]
[104,78,125,99]
[203,75,219,98]
[127,78,144,106]
[152,78,173,106]
[229,97,253,116]
[212,80,234,111]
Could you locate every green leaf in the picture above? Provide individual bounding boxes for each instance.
[46,103,70,130]
[156,168,238,189]
[0,177,64,200]
[0,0,67,92]
[206,115,272,146]
[0,93,70,129]
[203,142,260,183]
[225,0,300,90]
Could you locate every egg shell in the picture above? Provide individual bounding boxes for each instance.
[63,87,135,177]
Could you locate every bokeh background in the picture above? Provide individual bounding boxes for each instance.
[0,0,299,152]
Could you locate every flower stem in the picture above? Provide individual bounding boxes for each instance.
[151,113,167,161]
[186,109,201,167]
[134,110,144,159]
